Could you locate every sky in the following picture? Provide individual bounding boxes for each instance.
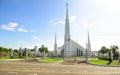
[0,0,120,51]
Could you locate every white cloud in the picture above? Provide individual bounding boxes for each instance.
[18,28,28,32]
[0,22,18,31]
[69,16,77,23]
[9,22,18,27]
[53,16,77,25]
[32,36,41,42]
[54,21,65,25]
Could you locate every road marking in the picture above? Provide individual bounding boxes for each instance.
[8,71,18,74]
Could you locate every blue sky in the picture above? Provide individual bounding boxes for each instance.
[0,0,120,51]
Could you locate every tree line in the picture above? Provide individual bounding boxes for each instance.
[0,45,48,58]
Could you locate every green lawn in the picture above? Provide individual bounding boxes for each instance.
[0,58,11,60]
[0,57,24,60]
[39,58,62,63]
[88,59,117,66]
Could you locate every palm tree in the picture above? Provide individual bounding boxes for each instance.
[111,45,119,60]
[39,45,48,53]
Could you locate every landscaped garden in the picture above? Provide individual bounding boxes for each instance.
[88,45,120,66]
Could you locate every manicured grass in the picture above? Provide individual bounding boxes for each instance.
[39,58,62,63]
[0,57,24,60]
[88,59,117,66]
[0,58,11,60]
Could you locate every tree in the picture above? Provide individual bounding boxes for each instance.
[0,47,11,57]
[0,47,3,52]
[23,48,27,56]
[39,45,48,53]
[13,49,19,58]
[30,49,35,51]
[99,45,119,60]
[99,46,110,60]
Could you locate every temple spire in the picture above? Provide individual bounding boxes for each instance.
[66,0,68,20]
[87,30,91,57]
[54,33,57,57]
[88,31,90,44]
[64,0,71,57]
[65,0,70,36]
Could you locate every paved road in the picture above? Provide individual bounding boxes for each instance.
[0,60,120,75]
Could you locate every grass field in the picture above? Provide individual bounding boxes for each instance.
[0,57,24,60]
[39,58,62,62]
[88,59,117,66]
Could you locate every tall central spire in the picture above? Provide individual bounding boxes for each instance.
[65,1,70,36]
[64,0,71,57]
[87,31,91,57]
[66,1,68,22]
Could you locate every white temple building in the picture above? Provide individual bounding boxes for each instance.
[54,2,91,57]
[61,2,85,57]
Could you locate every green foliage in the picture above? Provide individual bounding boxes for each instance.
[0,46,33,58]
[98,45,119,60]
[98,46,110,60]
[99,46,110,54]
[30,49,34,51]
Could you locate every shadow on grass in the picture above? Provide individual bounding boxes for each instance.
[107,61,112,65]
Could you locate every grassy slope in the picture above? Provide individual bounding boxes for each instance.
[88,59,117,66]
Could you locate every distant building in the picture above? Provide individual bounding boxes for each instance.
[19,47,23,57]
